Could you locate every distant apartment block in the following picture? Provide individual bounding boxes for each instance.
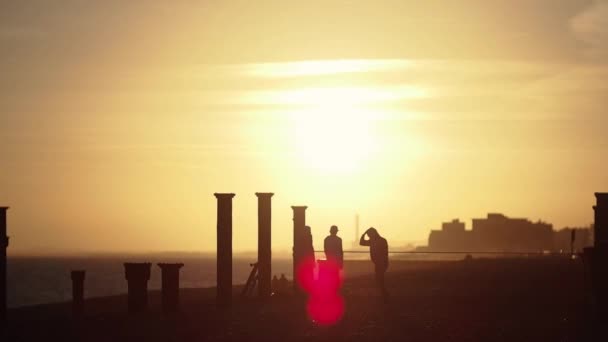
[427,213,591,253]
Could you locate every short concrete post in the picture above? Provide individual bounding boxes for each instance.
[158,263,184,313]
[71,270,86,316]
[124,263,151,313]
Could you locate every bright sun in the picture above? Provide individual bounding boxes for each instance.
[250,60,428,175]
[290,102,379,174]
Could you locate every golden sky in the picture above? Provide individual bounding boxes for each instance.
[1,1,607,254]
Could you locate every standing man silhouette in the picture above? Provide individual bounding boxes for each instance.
[324,225,344,269]
[360,227,389,300]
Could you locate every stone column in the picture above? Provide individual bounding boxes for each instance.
[0,207,8,324]
[256,193,273,298]
[158,263,184,313]
[124,263,151,313]
[215,193,235,307]
[291,206,307,292]
[594,193,608,248]
[585,193,608,319]
[71,270,85,316]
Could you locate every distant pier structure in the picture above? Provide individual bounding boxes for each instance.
[1,207,8,324]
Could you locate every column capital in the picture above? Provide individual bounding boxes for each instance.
[595,192,608,203]
[291,206,308,211]
[124,263,152,280]
[71,270,86,281]
[255,192,274,198]
[158,263,184,270]
[214,193,235,199]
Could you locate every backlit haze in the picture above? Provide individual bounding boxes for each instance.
[1,1,607,254]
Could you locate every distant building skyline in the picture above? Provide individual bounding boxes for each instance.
[425,213,592,253]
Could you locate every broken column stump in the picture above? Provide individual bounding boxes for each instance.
[124,263,152,313]
[158,263,184,313]
[71,270,86,316]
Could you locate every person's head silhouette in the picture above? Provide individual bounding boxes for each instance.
[330,225,339,236]
[367,227,379,239]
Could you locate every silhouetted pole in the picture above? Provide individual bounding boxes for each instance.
[158,263,184,313]
[0,207,8,325]
[292,206,307,292]
[571,229,576,257]
[124,263,151,313]
[215,193,235,307]
[71,270,85,316]
[256,193,273,298]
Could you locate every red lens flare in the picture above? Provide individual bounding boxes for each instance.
[296,258,345,326]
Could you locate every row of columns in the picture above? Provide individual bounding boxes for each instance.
[215,193,309,305]
[1,193,306,317]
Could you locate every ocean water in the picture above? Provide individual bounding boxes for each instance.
[6,255,294,308]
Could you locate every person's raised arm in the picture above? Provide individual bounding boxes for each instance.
[359,229,371,246]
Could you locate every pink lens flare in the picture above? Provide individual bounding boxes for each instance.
[297,258,345,326]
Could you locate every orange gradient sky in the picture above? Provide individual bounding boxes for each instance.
[1,1,607,254]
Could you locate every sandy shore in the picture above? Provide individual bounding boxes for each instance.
[3,258,601,341]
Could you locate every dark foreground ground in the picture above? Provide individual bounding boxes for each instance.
[3,258,604,341]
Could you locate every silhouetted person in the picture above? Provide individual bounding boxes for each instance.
[303,225,315,265]
[279,273,289,293]
[299,225,316,291]
[272,274,280,294]
[324,225,344,269]
[360,227,389,300]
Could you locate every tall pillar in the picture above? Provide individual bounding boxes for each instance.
[256,193,273,298]
[158,263,184,313]
[585,193,608,319]
[594,193,608,248]
[292,206,307,292]
[71,270,85,316]
[215,193,235,307]
[124,263,151,313]
[1,207,8,324]
[0,207,8,326]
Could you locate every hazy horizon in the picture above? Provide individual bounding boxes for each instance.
[2,0,606,253]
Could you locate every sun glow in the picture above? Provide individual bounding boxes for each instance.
[291,105,379,174]
[250,60,430,175]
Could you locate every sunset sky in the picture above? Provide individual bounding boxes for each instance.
[1,0,607,254]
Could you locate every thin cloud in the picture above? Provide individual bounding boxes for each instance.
[239,59,416,78]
